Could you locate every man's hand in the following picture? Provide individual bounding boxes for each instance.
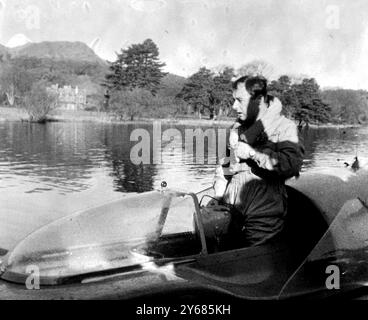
[229,129,239,149]
[213,165,228,199]
[234,142,256,160]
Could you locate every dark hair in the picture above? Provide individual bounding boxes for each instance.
[233,75,274,105]
[232,76,249,90]
[246,76,268,99]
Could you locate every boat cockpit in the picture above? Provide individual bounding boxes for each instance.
[0,185,329,286]
[1,169,368,300]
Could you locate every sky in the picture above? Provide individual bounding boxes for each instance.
[0,0,368,89]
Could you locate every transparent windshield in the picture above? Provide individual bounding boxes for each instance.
[279,197,368,298]
[0,191,202,285]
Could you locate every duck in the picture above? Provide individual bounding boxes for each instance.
[352,156,360,172]
[339,156,360,172]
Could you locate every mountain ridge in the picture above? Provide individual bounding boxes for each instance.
[0,40,187,101]
[0,41,107,65]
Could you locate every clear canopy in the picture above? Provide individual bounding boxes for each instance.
[0,190,202,285]
[4,181,368,297]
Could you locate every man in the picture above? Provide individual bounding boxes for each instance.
[214,75,304,247]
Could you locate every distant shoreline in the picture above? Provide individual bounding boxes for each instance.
[0,106,361,129]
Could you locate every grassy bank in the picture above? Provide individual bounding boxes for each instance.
[51,109,239,127]
[0,107,29,121]
[0,106,236,127]
[0,106,361,129]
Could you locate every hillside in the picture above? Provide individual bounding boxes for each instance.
[159,73,187,97]
[0,41,108,107]
[0,41,187,111]
[0,44,9,59]
[8,41,107,66]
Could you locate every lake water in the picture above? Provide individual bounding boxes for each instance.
[1,121,368,250]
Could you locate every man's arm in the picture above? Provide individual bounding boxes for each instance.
[235,124,304,180]
[251,141,304,180]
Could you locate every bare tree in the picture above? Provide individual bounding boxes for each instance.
[23,84,59,123]
[237,60,274,78]
[5,84,15,106]
[0,62,34,107]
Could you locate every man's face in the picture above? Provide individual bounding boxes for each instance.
[232,83,252,121]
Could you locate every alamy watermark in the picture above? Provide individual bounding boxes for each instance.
[326,265,340,290]
[25,265,40,290]
[130,122,229,165]
[326,5,340,30]
[14,4,41,30]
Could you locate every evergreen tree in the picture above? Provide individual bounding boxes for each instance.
[177,67,215,118]
[105,39,167,95]
[269,76,332,125]
[212,67,235,116]
[292,78,331,125]
[176,66,235,119]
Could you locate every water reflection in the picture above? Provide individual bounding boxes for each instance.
[0,122,108,194]
[1,122,368,195]
[300,126,368,171]
[105,128,157,193]
[1,121,368,249]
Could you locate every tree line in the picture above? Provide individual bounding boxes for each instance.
[1,38,367,125]
[104,39,368,124]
